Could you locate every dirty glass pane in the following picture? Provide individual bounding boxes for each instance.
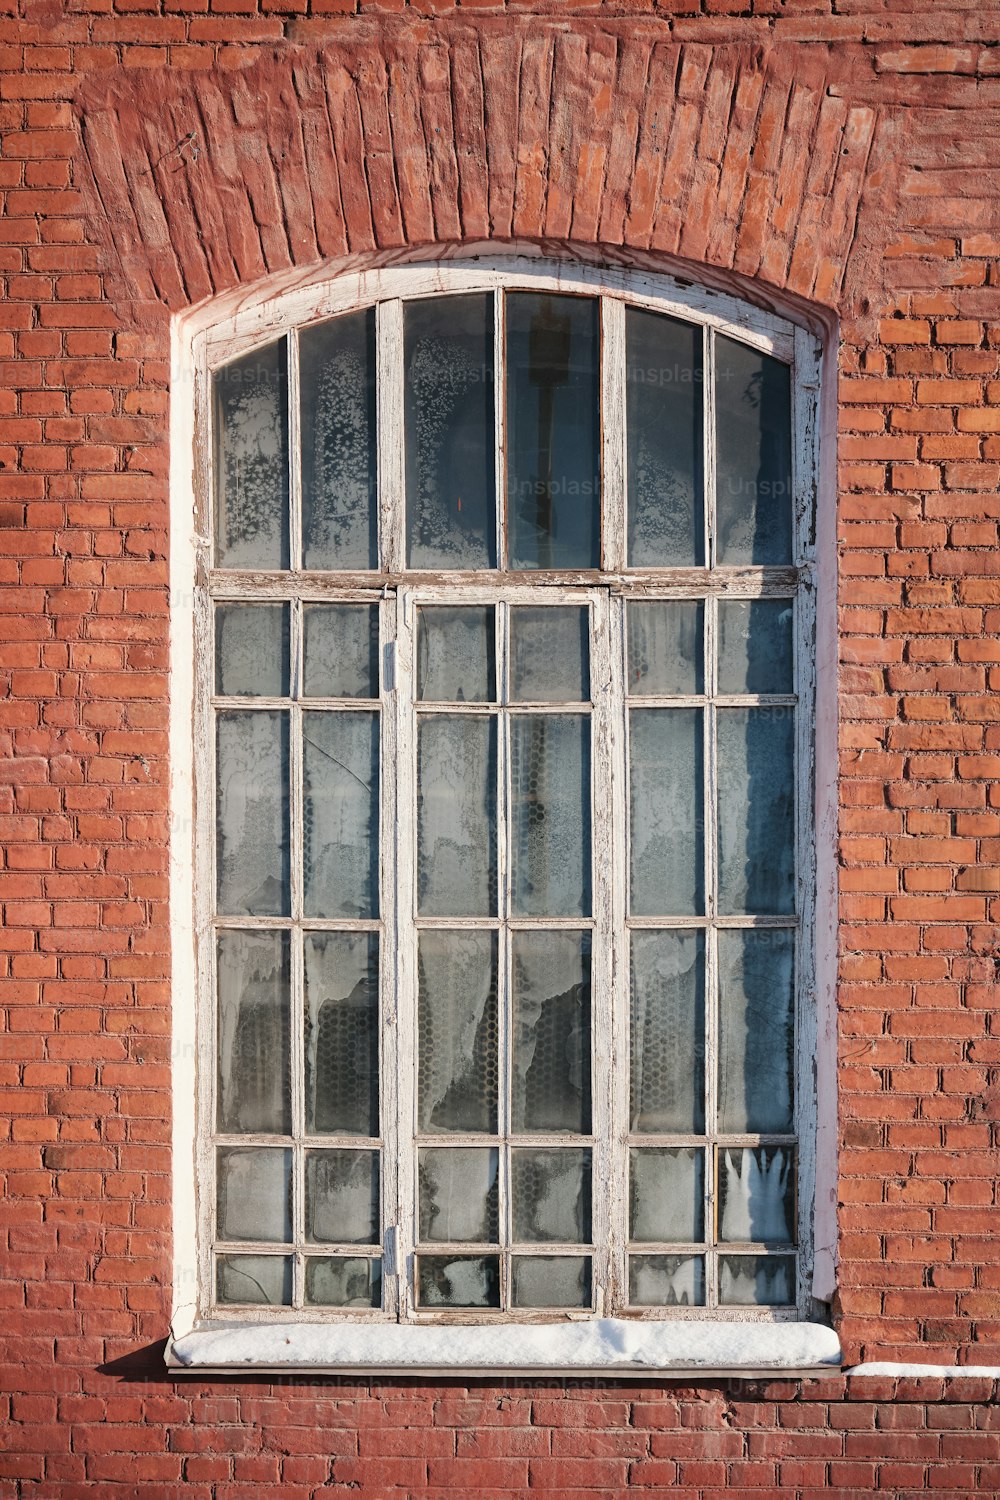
[511,931,591,1134]
[629,1254,704,1308]
[630,930,705,1134]
[718,929,794,1134]
[718,1146,796,1244]
[511,1148,591,1245]
[510,606,589,703]
[417,931,498,1135]
[303,711,379,919]
[216,930,290,1135]
[511,714,590,917]
[417,606,495,703]
[626,309,703,566]
[629,1148,704,1244]
[716,337,792,565]
[417,716,497,916]
[216,1147,292,1243]
[303,605,379,699]
[215,604,289,698]
[507,293,600,570]
[305,1150,380,1245]
[512,1256,591,1309]
[719,1254,795,1306]
[418,1148,499,1244]
[718,598,794,696]
[216,1254,292,1307]
[216,711,289,916]
[629,708,703,917]
[304,932,378,1137]
[717,706,795,914]
[406,295,496,570]
[626,601,703,698]
[214,340,289,570]
[300,309,377,570]
[417,1255,500,1308]
[305,1256,381,1308]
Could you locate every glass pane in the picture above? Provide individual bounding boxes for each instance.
[717,706,795,914]
[510,606,589,703]
[305,1256,381,1308]
[629,708,703,917]
[418,1255,500,1309]
[626,310,703,566]
[418,1148,499,1244]
[216,1254,291,1307]
[630,930,705,1134]
[718,599,794,696]
[512,1256,591,1309]
[511,1148,591,1244]
[629,1148,703,1244]
[303,605,379,698]
[417,606,495,703]
[507,293,600,570]
[304,932,378,1137]
[718,1146,796,1244]
[716,337,792,565]
[300,309,377,570]
[719,930,794,1134]
[512,931,591,1134]
[216,1147,291,1243]
[215,604,288,698]
[511,714,590,917]
[216,931,290,1135]
[214,341,289,569]
[216,711,289,916]
[417,717,497,916]
[405,294,495,570]
[627,601,703,697]
[418,931,498,1135]
[305,1150,379,1245]
[629,1254,704,1307]
[719,1254,795,1307]
[303,711,379,919]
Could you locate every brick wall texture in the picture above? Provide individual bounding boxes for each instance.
[2,0,1000,1494]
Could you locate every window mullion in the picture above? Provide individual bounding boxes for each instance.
[393,589,417,1319]
[377,299,405,574]
[704,593,719,1310]
[600,297,626,573]
[288,331,303,572]
[289,600,304,1310]
[495,289,506,570]
[379,592,401,1320]
[704,324,717,571]
[496,600,511,1309]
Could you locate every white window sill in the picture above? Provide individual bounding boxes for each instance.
[167,1319,841,1378]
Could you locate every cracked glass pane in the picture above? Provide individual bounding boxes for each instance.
[216,930,290,1135]
[216,1254,292,1307]
[627,309,703,566]
[214,340,288,569]
[300,310,377,570]
[303,711,379,919]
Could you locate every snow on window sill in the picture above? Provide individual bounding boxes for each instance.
[847,1362,1000,1378]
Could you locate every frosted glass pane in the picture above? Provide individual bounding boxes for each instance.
[303,711,379,919]
[717,707,795,915]
[303,605,379,698]
[417,607,495,703]
[406,294,495,569]
[512,931,591,1134]
[626,309,703,566]
[718,599,794,695]
[418,931,498,1135]
[718,930,794,1134]
[629,1254,704,1307]
[507,294,600,570]
[304,932,378,1137]
[417,717,497,916]
[216,1147,292,1243]
[214,340,289,569]
[216,711,289,916]
[630,930,705,1134]
[511,715,591,917]
[512,1256,591,1309]
[418,1148,499,1244]
[300,309,377,570]
[716,337,792,565]
[626,601,703,697]
[305,1150,379,1245]
[629,708,703,916]
[511,1148,591,1244]
[305,1256,381,1308]
[418,1255,500,1308]
[629,1148,703,1244]
[216,1254,291,1306]
[215,604,288,698]
[216,930,290,1135]
[718,1146,796,1244]
[510,606,589,703]
[719,1254,795,1307]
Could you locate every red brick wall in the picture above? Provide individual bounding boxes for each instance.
[2,2,1000,1493]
